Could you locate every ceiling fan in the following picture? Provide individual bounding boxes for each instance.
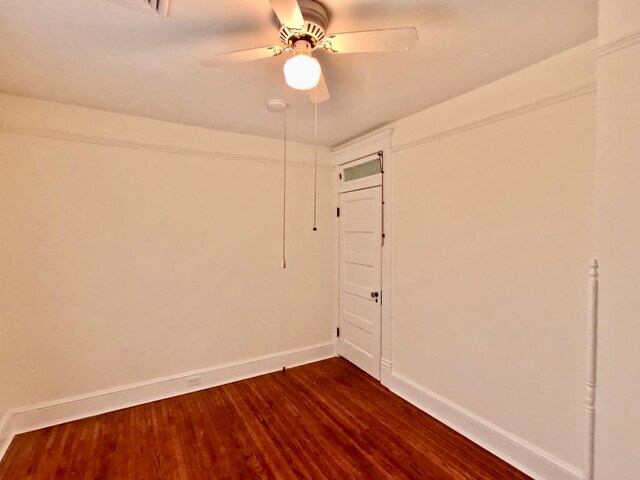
[200,0,419,104]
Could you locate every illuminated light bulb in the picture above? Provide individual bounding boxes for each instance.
[283,50,321,90]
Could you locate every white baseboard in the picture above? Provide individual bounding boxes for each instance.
[0,341,335,461]
[2,346,575,480]
[390,372,582,480]
[380,358,393,387]
[0,414,13,463]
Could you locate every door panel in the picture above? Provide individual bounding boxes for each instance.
[339,186,382,379]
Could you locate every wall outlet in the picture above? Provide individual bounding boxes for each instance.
[186,375,202,387]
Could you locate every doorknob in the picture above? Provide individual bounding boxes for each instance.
[371,292,379,303]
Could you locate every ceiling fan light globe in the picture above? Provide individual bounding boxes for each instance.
[284,54,321,90]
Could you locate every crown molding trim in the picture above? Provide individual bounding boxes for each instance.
[595,29,640,58]
[0,123,331,169]
[331,129,393,166]
[392,82,597,154]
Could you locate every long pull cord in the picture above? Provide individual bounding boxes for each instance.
[313,85,318,232]
[282,86,288,269]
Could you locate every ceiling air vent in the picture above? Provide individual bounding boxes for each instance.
[106,0,170,17]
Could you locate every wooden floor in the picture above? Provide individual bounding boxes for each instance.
[0,358,530,479]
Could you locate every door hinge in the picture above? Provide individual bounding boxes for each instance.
[337,327,340,338]
[337,207,341,218]
[339,173,342,180]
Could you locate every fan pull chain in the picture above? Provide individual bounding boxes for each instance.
[282,86,288,269]
[313,85,318,232]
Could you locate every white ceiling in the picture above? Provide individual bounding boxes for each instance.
[0,0,597,146]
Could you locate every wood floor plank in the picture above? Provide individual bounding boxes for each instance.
[0,358,531,479]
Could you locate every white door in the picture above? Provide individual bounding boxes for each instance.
[338,186,382,380]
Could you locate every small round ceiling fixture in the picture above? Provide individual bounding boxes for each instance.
[267,99,288,113]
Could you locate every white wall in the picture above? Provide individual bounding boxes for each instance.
[594,3,640,479]
[598,0,640,44]
[0,94,335,419]
[385,41,597,475]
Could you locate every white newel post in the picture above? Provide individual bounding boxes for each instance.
[584,258,599,480]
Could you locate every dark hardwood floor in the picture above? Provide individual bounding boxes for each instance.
[0,358,530,479]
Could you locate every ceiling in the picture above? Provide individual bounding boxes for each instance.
[0,0,597,146]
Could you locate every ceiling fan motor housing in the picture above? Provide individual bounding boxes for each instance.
[278,0,329,48]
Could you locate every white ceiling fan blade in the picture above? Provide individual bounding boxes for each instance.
[308,71,330,104]
[269,0,305,30]
[323,27,418,54]
[200,46,283,67]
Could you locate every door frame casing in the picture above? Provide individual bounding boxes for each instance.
[331,129,393,386]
